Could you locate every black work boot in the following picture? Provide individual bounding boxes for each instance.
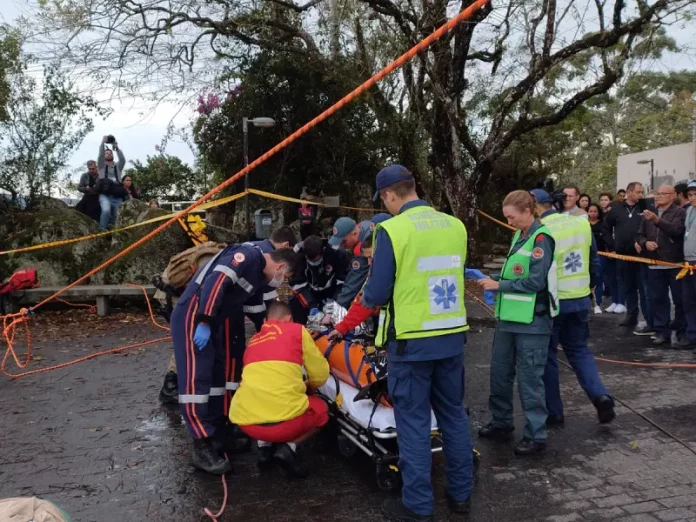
[212,423,252,454]
[445,492,471,514]
[546,414,565,426]
[514,437,546,456]
[192,437,233,475]
[381,498,433,521]
[257,443,277,469]
[159,371,178,405]
[594,395,616,424]
[274,443,308,478]
[478,423,514,441]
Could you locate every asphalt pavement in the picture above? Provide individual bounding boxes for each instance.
[1,301,695,521]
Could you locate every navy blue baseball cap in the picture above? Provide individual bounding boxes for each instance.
[373,165,414,202]
[530,189,553,204]
[329,217,358,247]
[371,213,391,225]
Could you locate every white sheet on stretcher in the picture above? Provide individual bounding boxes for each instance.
[319,376,438,433]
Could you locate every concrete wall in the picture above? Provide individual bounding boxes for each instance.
[616,142,696,192]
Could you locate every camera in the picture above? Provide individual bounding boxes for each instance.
[106,135,116,144]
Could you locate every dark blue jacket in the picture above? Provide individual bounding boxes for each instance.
[360,200,466,362]
[291,239,349,297]
[177,244,266,325]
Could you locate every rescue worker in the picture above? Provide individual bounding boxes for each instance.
[328,216,360,251]
[289,235,349,324]
[532,189,616,425]
[229,301,330,477]
[477,190,558,456]
[336,213,390,309]
[171,243,297,475]
[359,164,474,521]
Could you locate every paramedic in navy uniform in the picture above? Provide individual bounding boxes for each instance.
[360,164,474,521]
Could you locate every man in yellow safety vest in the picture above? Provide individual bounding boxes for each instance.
[531,189,615,426]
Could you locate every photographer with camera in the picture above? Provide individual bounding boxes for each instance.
[96,135,127,230]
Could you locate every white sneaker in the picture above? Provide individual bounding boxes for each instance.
[594,306,603,314]
[605,303,617,313]
[613,305,627,314]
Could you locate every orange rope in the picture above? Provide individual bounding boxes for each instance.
[476,209,696,278]
[1,283,171,378]
[55,297,97,314]
[23,0,489,315]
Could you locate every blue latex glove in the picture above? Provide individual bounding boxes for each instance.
[483,290,496,306]
[193,323,211,351]
[465,268,487,280]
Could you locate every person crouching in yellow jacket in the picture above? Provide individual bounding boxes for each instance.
[229,301,329,477]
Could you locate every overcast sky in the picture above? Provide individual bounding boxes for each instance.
[3,0,696,187]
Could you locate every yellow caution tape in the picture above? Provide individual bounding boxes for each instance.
[2,188,380,256]
[0,192,247,256]
[476,208,696,279]
[248,188,380,212]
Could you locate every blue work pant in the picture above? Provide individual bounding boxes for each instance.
[389,353,473,516]
[489,330,548,442]
[594,256,606,306]
[618,260,651,325]
[682,271,696,342]
[647,268,685,338]
[98,194,122,230]
[172,295,237,439]
[544,310,610,417]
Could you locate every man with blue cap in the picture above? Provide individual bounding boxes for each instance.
[336,212,391,308]
[359,164,474,521]
[328,216,360,250]
[531,189,616,427]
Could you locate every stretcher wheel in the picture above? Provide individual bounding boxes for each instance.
[376,464,402,492]
[337,432,358,458]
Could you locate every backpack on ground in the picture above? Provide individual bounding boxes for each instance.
[0,269,39,294]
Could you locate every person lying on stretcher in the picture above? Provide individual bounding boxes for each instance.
[229,301,330,478]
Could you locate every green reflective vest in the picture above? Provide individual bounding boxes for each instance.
[374,205,468,348]
[496,226,559,323]
[541,212,592,300]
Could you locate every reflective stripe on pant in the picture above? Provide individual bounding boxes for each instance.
[222,313,246,414]
[389,353,473,516]
[172,295,228,439]
[489,330,548,441]
[544,310,610,417]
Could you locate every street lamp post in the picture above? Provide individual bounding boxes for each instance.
[637,159,654,192]
[242,116,276,239]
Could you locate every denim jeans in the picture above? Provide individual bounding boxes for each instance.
[646,268,685,338]
[99,194,123,230]
[603,258,624,305]
[618,260,651,325]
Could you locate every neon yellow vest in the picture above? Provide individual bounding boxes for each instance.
[374,205,468,348]
[496,227,559,323]
[540,212,592,300]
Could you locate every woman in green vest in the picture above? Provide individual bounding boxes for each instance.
[476,190,558,456]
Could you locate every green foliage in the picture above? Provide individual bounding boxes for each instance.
[193,50,398,210]
[0,58,105,205]
[0,26,21,123]
[125,154,205,201]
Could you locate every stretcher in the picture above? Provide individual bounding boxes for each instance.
[310,324,480,492]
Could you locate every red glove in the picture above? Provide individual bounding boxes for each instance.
[335,300,379,335]
[293,289,310,309]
